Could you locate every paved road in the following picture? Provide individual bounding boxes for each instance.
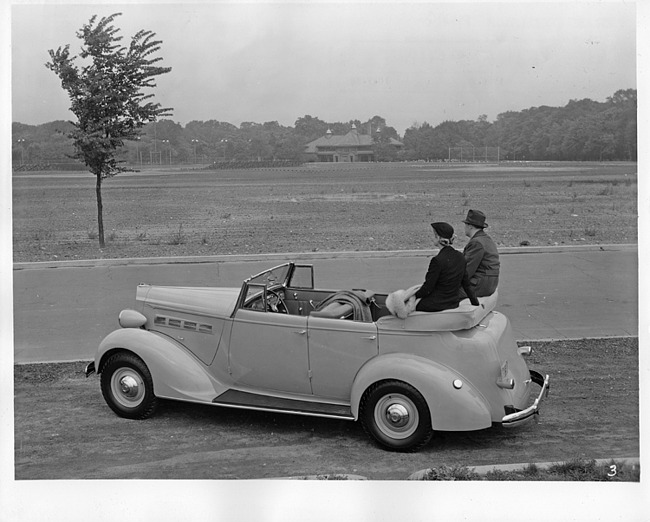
[12,245,637,363]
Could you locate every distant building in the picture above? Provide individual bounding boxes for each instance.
[304,125,403,162]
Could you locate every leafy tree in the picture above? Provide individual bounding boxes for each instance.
[294,115,329,141]
[364,115,400,143]
[46,13,172,247]
[274,134,306,160]
[328,122,351,135]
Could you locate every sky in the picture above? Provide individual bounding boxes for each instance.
[9,1,638,135]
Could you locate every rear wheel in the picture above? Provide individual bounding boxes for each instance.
[360,380,433,452]
[100,352,158,419]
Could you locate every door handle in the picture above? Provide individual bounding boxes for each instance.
[362,335,377,340]
[294,330,307,335]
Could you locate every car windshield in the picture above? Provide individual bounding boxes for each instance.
[247,264,291,288]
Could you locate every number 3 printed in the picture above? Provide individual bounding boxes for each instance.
[608,465,617,477]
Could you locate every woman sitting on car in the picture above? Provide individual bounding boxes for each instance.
[414,222,479,312]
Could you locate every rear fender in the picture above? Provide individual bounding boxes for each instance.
[97,328,227,403]
[350,353,492,431]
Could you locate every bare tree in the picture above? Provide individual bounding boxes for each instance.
[46,13,172,248]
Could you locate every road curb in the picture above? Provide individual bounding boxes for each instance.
[12,243,637,270]
[407,457,640,480]
[264,457,640,480]
[269,474,369,480]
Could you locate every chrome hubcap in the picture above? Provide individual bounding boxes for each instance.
[111,368,145,408]
[374,393,419,440]
[119,375,140,398]
[386,404,410,427]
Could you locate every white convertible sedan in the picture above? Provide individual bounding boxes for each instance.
[85,262,549,452]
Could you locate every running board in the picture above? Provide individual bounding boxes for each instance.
[213,389,354,420]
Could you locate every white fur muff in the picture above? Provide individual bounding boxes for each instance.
[385,284,421,319]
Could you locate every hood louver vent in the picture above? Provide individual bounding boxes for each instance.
[154,314,213,335]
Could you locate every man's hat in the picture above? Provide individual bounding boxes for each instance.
[463,209,488,228]
[430,222,454,239]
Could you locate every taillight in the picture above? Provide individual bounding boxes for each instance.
[518,346,532,356]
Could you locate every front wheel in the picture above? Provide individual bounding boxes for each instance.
[100,352,158,419]
[360,380,433,452]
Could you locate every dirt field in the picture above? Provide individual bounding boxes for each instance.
[14,337,638,480]
[12,161,637,263]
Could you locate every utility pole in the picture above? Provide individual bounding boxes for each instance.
[17,138,25,165]
[191,139,199,164]
[162,139,171,164]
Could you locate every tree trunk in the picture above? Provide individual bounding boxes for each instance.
[96,174,105,248]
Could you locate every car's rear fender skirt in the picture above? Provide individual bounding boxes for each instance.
[97,328,227,403]
[350,353,492,431]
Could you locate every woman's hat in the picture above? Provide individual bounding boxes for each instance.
[430,222,454,239]
[463,209,488,228]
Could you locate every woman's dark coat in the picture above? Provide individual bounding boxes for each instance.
[414,245,478,312]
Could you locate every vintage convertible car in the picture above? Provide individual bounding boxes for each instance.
[85,262,549,452]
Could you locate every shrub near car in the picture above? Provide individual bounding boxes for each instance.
[86,262,549,452]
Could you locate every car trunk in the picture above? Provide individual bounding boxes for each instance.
[452,311,533,420]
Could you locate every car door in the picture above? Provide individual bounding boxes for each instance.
[229,308,311,395]
[307,316,378,400]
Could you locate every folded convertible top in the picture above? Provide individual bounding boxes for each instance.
[376,291,498,332]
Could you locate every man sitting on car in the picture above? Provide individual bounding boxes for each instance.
[459,209,500,298]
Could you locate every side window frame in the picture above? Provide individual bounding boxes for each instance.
[289,264,314,289]
[236,282,269,313]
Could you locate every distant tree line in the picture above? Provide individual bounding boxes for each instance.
[12,88,636,168]
[11,115,399,167]
[403,89,636,162]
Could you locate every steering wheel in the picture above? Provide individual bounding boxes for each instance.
[267,290,288,314]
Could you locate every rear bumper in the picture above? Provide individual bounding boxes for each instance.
[501,370,550,427]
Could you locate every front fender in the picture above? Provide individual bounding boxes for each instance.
[350,353,492,431]
[96,328,228,403]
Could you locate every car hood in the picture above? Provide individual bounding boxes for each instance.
[137,284,241,318]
